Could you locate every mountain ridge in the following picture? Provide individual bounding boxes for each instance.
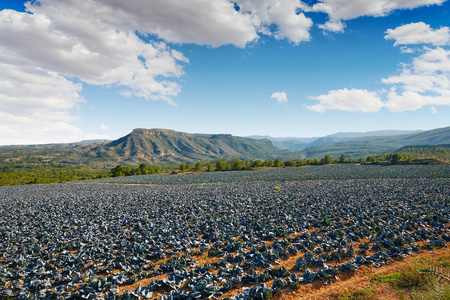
[0,127,449,166]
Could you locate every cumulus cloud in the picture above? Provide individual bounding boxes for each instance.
[385,22,450,46]
[237,0,313,44]
[301,0,447,32]
[0,3,190,144]
[307,88,384,112]
[0,0,321,144]
[1,1,448,144]
[309,23,450,113]
[382,46,450,111]
[100,124,109,131]
[271,91,288,104]
[0,112,110,145]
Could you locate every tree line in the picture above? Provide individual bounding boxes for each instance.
[173,153,420,174]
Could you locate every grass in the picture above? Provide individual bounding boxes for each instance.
[395,266,431,289]
[371,271,402,284]
[410,281,450,300]
[339,254,450,300]
[332,286,377,300]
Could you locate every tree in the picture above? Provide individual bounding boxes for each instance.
[251,160,262,168]
[216,161,225,171]
[179,163,186,172]
[284,160,295,167]
[391,153,402,165]
[207,164,212,172]
[185,164,191,170]
[339,154,346,163]
[274,159,283,167]
[194,162,202,171]
[124,166,133,176]
[231,160,243,171]
[111,165,125,177]
[263,159,273,167]
[138,163,150,174]
[323,155,333,165]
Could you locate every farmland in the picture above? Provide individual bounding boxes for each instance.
[92,164,450,185]
[0,165,449,299]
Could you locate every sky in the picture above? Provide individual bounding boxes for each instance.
[0,0,450,145]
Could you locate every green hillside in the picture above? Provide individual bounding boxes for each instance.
[99,128,282,164]
[346,126,450,147]
[0,128,283,167]
[298,126,450,159]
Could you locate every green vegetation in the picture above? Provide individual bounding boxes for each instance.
[333,286,377,300]
[0,151,441,185]
[334,255,450,300]
[396,144,450,162]
[0,162,107,186]
[110,163,161,177]
[0,131,446,186]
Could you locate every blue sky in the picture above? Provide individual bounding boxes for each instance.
[0,0,449,144]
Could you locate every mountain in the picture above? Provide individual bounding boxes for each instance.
[1,127,449,167]
[345,126,450,147]
[326,130,422,139]
[248,130,423,151]
[247,136,318,150]
[97,128,281,164]
[299,126,450,159]
[0,129,283,167]
[0,139,111,150]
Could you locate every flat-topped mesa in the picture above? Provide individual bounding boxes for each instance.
[131,128,233,138]
[131,128,185,136]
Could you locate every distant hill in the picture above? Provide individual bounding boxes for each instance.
[345,126,450,147]
[1,127,449,167]
[97,128,281,164]
[326,130,422,139]
[247,135,316,150]
[0,139,111,150]
[299,127,450,159]
[248,129,422,151]
[0,129,283,167]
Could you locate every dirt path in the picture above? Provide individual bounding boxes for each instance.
[275,247,450,300]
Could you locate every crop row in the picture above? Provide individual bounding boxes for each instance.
[0,176,449,299]
[89,164,450,185]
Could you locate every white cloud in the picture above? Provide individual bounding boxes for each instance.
[0,1,317,145]
[318,20,345,33]
[271,91,288,104]
[400,46,415,53]
[385,22,450,46]
[307,88,384,112]
[381,46,450,111]
[309,35,450,113]
[100,124,109,130]
[0,63,109,145]
[0,3,189,144]
[0,9,188,101]
[27,0,314,48]
[431,106,438,113]
[0,112,110,145]
[237,0,313,44]
[302,0,446,32]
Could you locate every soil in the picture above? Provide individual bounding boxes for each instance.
[274,247,450,300]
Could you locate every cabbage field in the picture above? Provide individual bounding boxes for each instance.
[91,164,450,185]
[0,165,449,299]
